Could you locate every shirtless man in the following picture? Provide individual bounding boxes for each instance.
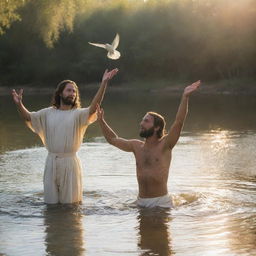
[97,80,201,208]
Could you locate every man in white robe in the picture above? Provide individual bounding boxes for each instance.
[12,68,118,204]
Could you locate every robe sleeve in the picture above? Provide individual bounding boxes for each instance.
[77,107,97,128]
[26,107,50,144]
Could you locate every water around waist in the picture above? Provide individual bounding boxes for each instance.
[1,131,256,255]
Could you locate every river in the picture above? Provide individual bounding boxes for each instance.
[0,90,256,255]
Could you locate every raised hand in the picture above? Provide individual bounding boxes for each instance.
[184,80,201,97]
[12,89,23,105]
[96,104,104,121]
[102,68,118,83]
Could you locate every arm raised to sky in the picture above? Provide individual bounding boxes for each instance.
[12,89,31,121]
[97,105,136,152]
[89,68,118,116]
[164,80,201,149]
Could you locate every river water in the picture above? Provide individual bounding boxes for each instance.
[0,91,256,256]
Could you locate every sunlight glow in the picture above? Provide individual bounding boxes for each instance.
[210,130,230,151]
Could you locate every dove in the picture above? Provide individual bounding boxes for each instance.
[89,33,121,60]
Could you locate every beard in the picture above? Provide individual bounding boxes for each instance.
[61,95,75,106]
[139,126,155,138]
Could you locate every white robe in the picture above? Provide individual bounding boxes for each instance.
[27,107,96,204]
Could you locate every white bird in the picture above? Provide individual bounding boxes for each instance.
[88,33,121,60]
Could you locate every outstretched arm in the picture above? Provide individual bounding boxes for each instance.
[97,105,135,152]
[11,89,31,121]
[164,80,201,149]
[89,68,118,116]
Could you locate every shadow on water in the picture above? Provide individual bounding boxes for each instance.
[137,208,174,256]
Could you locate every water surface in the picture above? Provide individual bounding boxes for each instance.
[0,92,256,255]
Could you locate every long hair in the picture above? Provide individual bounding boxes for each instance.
[147,111,167,138]
[51,80,81,109]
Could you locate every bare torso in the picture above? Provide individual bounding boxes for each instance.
[132,138,172,198]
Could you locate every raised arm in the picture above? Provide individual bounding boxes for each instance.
[89,68,118,116]
[97,105,136,152]
[11,89,31,121]
[164,80,201,149]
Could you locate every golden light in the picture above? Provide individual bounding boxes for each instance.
[210,130,230,151]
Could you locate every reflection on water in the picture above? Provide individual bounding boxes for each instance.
[1,92,256,256]
[137,208,173,256]
[226,214,256,255]
[44,205,85,256]
[0,134,256,255]
[1,92,256,152]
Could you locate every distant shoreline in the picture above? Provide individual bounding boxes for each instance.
[1,79,256,96]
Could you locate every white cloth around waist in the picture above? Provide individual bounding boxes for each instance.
[48,152,77,158]
[46,152,78,184]
[137,194,173,209]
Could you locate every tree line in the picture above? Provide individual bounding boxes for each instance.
[0,0,255,86]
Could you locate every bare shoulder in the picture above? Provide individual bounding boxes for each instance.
[111,138,143,153]
[129,139,144,154]
[130,139,144,147]
[128,139,144,151]
[160,134,173,151]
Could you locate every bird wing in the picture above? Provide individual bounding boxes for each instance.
[88,42,106,49]
[107,50,121,60]
[111,34,120,50]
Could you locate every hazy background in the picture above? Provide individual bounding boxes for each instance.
[0,0,255,89]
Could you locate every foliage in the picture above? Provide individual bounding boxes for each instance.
[0,0,28,34]
[0,0,255,86]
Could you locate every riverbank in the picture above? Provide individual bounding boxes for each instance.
[1,78,256,96]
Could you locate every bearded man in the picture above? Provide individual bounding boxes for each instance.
[12,69,118,204]
[97,80,201,208]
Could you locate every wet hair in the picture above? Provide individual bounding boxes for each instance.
[51,80,81,109]
[147,111,167,138]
